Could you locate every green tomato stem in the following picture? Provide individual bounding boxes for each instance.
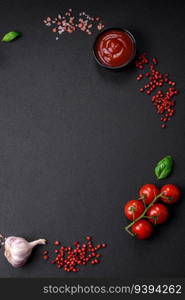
[124,192,164,234]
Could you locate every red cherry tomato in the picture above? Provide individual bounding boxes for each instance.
[147,203,169,224]
[131,219,153,239]
[139,184,159,205]
[124,200,145,221]
[161,184,181,204]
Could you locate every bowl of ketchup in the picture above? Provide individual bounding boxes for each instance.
[93,28,136,69]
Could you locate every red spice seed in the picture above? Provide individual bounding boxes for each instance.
[94,259,99,264]
[54,241,60,246]
[43,255,49,260]
[50,260,55,264]
[136,53,179,128]
[152,58,158,65]
[44,237,106,272]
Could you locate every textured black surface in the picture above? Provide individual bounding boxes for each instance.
[0,0,184,278]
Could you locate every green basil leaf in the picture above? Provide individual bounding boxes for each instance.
[2,31,21,42]
[155,155,173,179]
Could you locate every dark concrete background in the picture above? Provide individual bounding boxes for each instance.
[0,0,184,278]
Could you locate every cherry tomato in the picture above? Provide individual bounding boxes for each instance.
[131,219,153,239]
[161,184,181,204]
[124,200,145,221]
[147,203,169,224]
[139,184,159,205]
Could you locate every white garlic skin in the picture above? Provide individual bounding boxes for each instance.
[4,236,46,268]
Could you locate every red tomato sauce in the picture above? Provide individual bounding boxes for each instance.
[95,29,135,68]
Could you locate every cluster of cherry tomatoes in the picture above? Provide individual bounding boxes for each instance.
[124,184,181,239]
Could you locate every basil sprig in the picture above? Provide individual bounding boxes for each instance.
[2,31,21,42]
[155,155,173,179]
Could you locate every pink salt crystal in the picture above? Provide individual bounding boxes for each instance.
[97,23,104,30]
[43,9,104,38]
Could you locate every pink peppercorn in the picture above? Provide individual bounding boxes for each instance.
[43,236,107,273]
[135,53,179,128]
[43,255,49,260]
[54,241,60,246]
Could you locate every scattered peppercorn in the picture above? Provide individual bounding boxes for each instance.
[42,236,107,273]
[135,53,179,128]
[54,241,60,246]
[43,255,49,260]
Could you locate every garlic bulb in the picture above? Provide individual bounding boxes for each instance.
[4,236,46,268]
